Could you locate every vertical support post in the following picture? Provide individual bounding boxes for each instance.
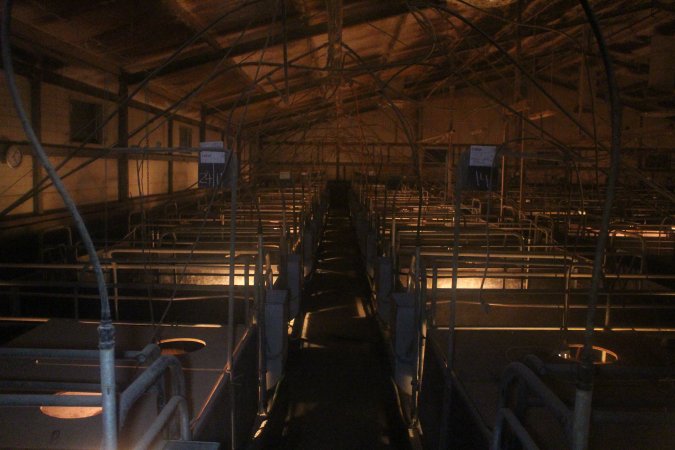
[518,126,525,215]
[227,155,238,369]
[580,28,600,190]
[100,343,117,450]
[439,161,463,449]
[258,134,264,183]
[577,28,587,127]
[500,121,508,220]
[447,91,455,201]
[431,263,438,327]
[383,187,388,248]
[417,99,424,175]
[391,216,397,273]
[200,105,207,143]
[563,266,571,331]
[292,182,297,237]
[444,144,450,202]
[336,142,341,180]
[117,73,129,202]
[448,143,455,201]
[167,118,174,194]
[30,69,43,214]
[226,151,238,450]
[572,388,593,450]
[515,0,526,215]
[256,231,267,414]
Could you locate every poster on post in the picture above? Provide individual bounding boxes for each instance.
[198,141,232,188]
[458,144,499,191]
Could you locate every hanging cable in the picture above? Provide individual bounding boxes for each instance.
[564,1,623,448]
[341,43,426,247]
[426,1,606,149]
[149,0,298,341]
[1,1,117,448]
[579,0,622,395]
[12,26,261,220]
[0,0,265,218]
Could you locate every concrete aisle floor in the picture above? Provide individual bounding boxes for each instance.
[265,207,410,450]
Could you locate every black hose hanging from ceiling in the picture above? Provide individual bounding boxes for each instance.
[427,1,602,149]
[1,0,112,329]
[339,42,425,246]
[1,1,117,447]
[0,0,265,218]
[578,0,622,372]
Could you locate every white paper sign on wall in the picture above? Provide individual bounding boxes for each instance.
[199,150,226,164]
[469,145,497,167]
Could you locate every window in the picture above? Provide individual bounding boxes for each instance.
[643,152,671,171]
[424,148,446,164]
[179,126,193,148]
[70,100,103,144]
[534,151,563,168]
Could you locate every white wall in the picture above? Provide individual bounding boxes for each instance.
[0,73,33,214]
[256,79,674,188]
[0,73,226,215]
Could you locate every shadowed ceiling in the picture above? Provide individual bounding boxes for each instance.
[5,0,675,137]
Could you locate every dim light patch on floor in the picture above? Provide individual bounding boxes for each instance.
[253,418,268,439]
[310,289,340,297]
[355,297,366,318]
[158,337,206,355]
[439,326,675,332]
[290,401,319,419]
[80,320,222,328]
[40,392,102,419]
[314,269,352,275]
[558,344,619,364]
[301,312,312,341]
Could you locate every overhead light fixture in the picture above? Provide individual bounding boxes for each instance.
[528,109,557,120]
[450,0,517,8]
[641,110,675,119]
[379,99,412,110]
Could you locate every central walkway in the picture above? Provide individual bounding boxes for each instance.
[265,203,410,449]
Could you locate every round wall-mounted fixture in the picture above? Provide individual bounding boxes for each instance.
[1,143,23,168]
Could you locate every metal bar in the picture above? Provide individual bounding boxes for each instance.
[439,161,463,449]
[168,118,174,194]
[30,70,43,214]
[227,153,238,450]
[118,355,185,428]
[592,410,675,424]
[118,73,129,202]
[431,264,438,327]
[256,231,267,414]
[492,408,540,450]
[0,380,101,391]
[134,395,191,450]
[244,260,251,325]
[0,346,158,361]
[0,394,102,407]
[499,362,572,440]
[572,387,592,450]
